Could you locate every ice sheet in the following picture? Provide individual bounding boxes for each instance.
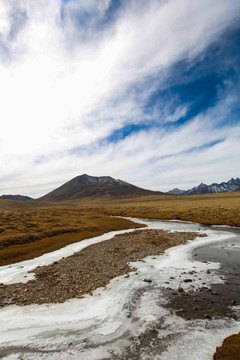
[0,218,239,360]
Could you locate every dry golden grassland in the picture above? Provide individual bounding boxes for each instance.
[0,207,143,266]
[213,332,240,360]
[0,191,239,266]
[86,192,240,227]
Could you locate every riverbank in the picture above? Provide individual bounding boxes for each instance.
[213,332,240,359]
[79,191,240,227]
[0,208,143,265]
[0,229,202,307]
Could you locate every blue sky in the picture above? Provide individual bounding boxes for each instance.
[0,0,240,197]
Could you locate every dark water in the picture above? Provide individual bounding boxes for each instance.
[164,226,240,320]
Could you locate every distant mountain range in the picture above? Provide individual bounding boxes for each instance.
[0,195,33,201]
[1,175,239,202]
[167,177,240,195]
[37,174,163,201]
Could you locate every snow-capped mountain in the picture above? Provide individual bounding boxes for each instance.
[167,188,186,195]
[167,177,240,195]
[186,178,240,194]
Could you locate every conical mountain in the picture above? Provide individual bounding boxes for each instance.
[37,174,162,201]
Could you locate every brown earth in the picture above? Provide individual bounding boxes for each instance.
[213,333,240,360]
[0,229,201,307]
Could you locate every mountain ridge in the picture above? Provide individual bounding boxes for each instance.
[167,177,240,195]
[0,195,33,201]
[1,175,239,201]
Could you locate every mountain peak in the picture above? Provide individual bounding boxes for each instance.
[167,188,186,195]
[37,174,162,201]
[72,174,130,187]
[167,177,240,195]
[185,177,240,195]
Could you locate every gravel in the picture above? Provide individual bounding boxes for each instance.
[0,229,201,307]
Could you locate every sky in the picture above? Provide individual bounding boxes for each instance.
[0,0,240,198]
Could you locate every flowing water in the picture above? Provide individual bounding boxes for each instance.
[0,218,239,360]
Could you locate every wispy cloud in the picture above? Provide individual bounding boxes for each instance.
[0,0,240,196]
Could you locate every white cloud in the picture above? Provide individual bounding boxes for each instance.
[13,96,239,197]
[0,0,240,196]
[0,2,10,34]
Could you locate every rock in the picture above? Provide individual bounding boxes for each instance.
[143,279,152,283]
[204,314,211,319]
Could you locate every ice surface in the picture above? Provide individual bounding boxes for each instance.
[0,218,240,359]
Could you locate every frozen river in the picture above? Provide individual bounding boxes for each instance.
[0,218,240,360]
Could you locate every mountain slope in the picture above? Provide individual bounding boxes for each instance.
[0,195,33,201]
[37,174,162,201]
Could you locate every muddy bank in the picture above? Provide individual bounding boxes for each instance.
[0,229,202,307]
